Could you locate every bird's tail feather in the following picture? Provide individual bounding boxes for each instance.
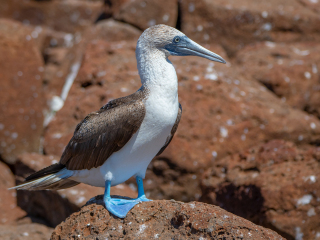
[10,164,79,191]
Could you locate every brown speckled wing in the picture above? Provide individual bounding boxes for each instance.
[60,90,147,171]
[156,103,182,156]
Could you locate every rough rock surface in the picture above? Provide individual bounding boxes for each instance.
[0,161,26,225]
[200,140,320,240]
[0,223,53,240]
[41,30,84,105]
[51,198,285,240]
[0,19,46,164]
[0,0,103,33]
[110,0,178,30]
[235,41,320,119]
[84,19,142,43]
[180,0,320,55]
[15,152,137,227]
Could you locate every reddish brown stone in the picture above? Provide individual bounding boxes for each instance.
[110,0,178,30]
[84,19,142,42]
[235,41,320,119]
[298,0,320,13]
[0,19,46,164]
[51,198,285,239]
[42,34,85,107]
[200,140,320,239]
[0,161,26,225]
[0,223,53,240]
[180,0,320,55]
[0,0,103,33]
[15,152,137,227]
[42,19,141,109]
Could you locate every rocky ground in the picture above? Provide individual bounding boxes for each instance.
[51,197,285,240]
[0,0,320,239]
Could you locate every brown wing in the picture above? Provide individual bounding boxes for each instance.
[60,91,147,170]
[156,103,182,156]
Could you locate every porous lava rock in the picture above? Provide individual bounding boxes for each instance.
[180,0,320,56]
[51,197,285,240]
[0,161,26,225]
[0,19,46,164]
[200,140,320,240]
[84,19,142,43]
[235,41,320,119]
[0,0,103,33]
[109,0,178,30]
[0,223,53,240]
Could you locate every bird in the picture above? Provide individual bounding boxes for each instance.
[12,24,226,218]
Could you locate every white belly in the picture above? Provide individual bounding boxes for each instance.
[70,92,179,187]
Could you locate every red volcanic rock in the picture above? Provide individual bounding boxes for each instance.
[298,0,320,14]
[0,161,26,225]
[51,198,285,240]
[0,19,48,51]
[0,19,46,164]
[43,19,141,106]
[180,0,320,55]
[200,140,320,240]
[84,19,142,42]
[0,0,103,33]
[15,152,137,227]
[42,32,85,107]
[235,41,320,119]
[110,0,178,30]
[0,223,53,240]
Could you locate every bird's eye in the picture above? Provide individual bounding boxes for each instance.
[173,37,180,43]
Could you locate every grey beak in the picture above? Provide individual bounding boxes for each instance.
[165,36,226,64]
[180,38,226,64]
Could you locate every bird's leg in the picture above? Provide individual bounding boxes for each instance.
[135,176,152,202]
[103,177,151,218]
[103,180,138,218]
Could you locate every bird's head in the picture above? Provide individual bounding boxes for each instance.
[137,24,226,64]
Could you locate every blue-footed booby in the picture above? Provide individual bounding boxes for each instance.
[12,25,226,218]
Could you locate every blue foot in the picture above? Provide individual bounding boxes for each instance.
[104,195,152,218]
[103,176,152,218]
[105,197,139,218]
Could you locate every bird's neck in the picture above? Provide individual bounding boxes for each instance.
[136,47,178,100]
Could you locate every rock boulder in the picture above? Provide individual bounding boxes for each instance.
[235,41,320,119]
[0,223,53,240]
[180,0,320,55]
[0,161,26,225]
[51,197,285,239]
[0,19,46,164]
[200,140,320,239]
